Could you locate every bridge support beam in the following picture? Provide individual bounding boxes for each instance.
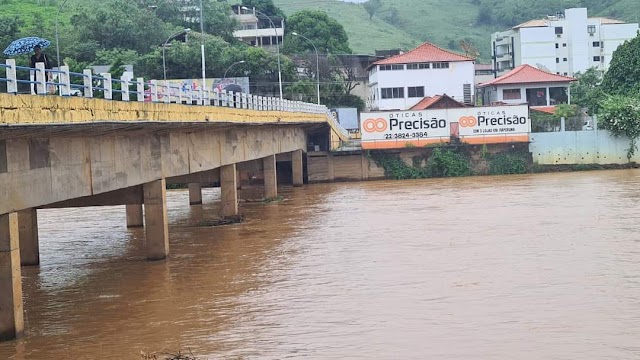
[143,179,169,261]
[292,149,304,187]
[126,204,144,228]
[220,164,238,217]
[188,183,203,205]
[263,155,278,199]
[0,213,24,341]
[18,209,39,266]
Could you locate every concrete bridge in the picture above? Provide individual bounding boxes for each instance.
[0,68,348,340]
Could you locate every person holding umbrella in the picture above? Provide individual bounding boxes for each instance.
[3,36,53,94]
[30,45,53,94]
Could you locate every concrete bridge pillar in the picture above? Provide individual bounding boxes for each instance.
[188,183,203,205]
[126,204,144,228]
[263,155,278,199]
[0,213,24,340]
[292,149,304,187]
[18,209,39,266]
[220,164,238,217]
[143,179,169,261]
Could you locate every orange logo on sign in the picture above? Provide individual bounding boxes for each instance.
[362,118,388,133]
[459,116,477,127]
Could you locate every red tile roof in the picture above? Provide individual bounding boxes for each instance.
[410,96,440,110]
[478,64,575,87]
[531,106,557,115]
[410,94,467,110]
[371,42,474,67]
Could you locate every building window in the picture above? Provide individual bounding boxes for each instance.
[563,43,567,47]
[262,36,271,45]
[407,86,425,98]
[593,41,601,47]
[564,72,568,75]
[587,25,596,34]
[380,64,404,71]
[381,87,404,99]
[555,43,559,49]
[432,62,449,69]
[526,88,547,106]
[407,63,430,70]
[503,89,521,100]
[555,27,563,35]
[549,87,568,105]
[563,58,567,62]
[593,56,601,62]
[556,58,560,63]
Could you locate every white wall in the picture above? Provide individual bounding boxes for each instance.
[601,24,639,69]
[519,27,557,73]
[369,61,474,110]
[566,8,590,75]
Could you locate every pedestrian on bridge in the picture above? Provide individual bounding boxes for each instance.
[30,45,53,94]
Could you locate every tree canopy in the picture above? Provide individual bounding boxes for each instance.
[283,10,352,55]
[601,34,640,96]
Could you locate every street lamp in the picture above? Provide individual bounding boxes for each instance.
[292,32,320,105]
[223,60,246,80]
[241,6,283,100]
[199,0,206,95]
[163,28,191,81]
[55,0,70,68]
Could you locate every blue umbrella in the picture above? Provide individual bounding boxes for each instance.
[3,37,51,56]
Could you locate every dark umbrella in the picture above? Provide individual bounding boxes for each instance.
[224,84,244,93]
[3,37,51,56]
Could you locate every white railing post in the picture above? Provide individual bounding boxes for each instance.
[83,69,93,98]
[250,95,256,110]
[103,73,112,100]
[242,93,248,109]
[204,89,210,106]
[121,75,130,101]
[59,65,70,96]
[163,81,170,104]
[6,59,17,94]
[136,77,144,102]
[222,89,228,107]
[178,84,185,104]
[213,89,220,107]
[150,80,158,102]
[35,62,46,95]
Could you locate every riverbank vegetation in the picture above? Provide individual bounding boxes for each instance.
[368,146,529,180]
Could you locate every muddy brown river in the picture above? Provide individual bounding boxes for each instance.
[1,170,640,359]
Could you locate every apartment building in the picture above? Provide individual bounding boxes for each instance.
[491,7,638,77]
[367,42,475,111]
[231,5,284,51]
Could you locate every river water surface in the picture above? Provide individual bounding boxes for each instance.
[1,170,640,359]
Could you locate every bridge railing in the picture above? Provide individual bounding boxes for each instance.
[0,59,346,121]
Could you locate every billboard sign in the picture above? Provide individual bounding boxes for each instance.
[145,77,250,101]
[360,105,530,149]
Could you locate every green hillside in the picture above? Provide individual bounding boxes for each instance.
[273,0,640,60]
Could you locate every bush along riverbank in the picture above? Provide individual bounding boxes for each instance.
[366,144,638,180]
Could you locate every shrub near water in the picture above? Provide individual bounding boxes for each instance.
[368,148,472,180]
[424,148,472,177]
[488,152,528,175]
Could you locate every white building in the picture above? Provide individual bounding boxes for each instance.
[231,5,284,52]
[491,7,638,77]
[367,42,475,111]
[478,64,575,108]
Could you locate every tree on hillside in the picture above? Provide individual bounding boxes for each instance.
[283,10,352,55]
[180,0,238,40]
[241,0,286,19]
[71,0,174,54]
[363,0,382,20]
[601,34,640,96]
